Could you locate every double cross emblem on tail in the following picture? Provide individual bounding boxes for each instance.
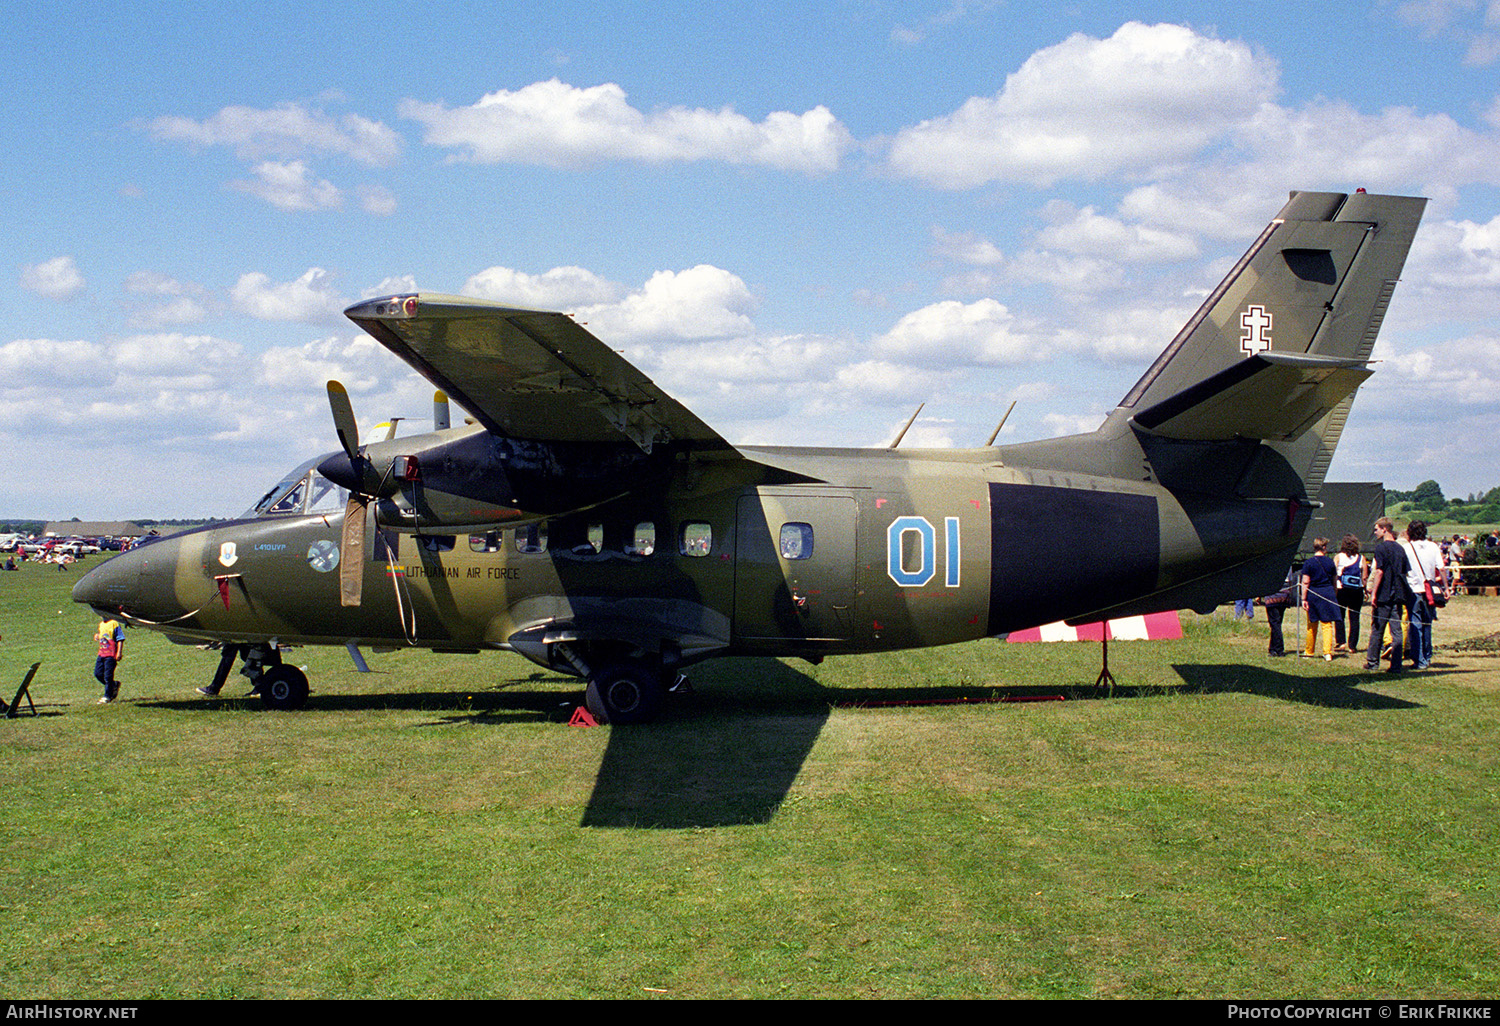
[1240,304,1273,355]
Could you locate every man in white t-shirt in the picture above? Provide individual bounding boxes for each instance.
[1400,520,1447,670]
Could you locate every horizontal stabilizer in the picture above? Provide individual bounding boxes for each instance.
[1129,352,1372,443]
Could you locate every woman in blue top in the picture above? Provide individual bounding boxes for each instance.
[1301,537,1340,660]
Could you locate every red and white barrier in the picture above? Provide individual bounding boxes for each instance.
[1005,610,1182,644]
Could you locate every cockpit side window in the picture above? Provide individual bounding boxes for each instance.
[251,478,301,516]
[247,456,327,519]
[268,478,307,515]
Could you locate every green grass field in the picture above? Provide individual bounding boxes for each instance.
[3,557,1499,998]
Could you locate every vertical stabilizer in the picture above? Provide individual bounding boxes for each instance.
[1113,190,1425,498]
[1118,190,1425,414]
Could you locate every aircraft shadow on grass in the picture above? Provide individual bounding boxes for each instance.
[140,658,832,829]
[1166,663,1426,710]
[575,655,1442,826]
[138,654,1436,828]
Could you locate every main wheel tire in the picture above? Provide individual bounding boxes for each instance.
[585,660,665,725]
[259,665,309,711]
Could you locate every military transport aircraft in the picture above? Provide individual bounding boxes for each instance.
[73,190,1426,722]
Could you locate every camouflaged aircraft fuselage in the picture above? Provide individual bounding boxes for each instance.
[74,190,1427,721]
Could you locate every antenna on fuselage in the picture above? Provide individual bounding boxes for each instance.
[888,403,925,449]
[986,401,1017,446]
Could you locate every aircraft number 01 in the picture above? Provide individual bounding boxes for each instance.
[886,516,961,588]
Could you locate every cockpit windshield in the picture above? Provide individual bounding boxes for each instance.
[244,456,349,519]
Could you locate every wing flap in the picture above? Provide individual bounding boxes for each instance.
[346,294,731,453]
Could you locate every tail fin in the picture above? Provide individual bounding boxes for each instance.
[1119,190,1426,412]
[1117,190,1425,498]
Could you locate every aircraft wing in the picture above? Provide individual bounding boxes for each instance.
[1129,352,1373,442]
[346,294,732,454]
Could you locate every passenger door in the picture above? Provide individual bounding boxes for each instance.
[733,488,857,645]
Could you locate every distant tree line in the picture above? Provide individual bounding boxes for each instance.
[0,517,225,535]
[1387,481,1500,526]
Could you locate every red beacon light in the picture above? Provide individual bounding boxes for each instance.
[391,455,421,482]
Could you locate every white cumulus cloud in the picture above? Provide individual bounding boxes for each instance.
[1409,213,1500,290]
[0,337,103,385]
[148,102,402,165]
[462,266,624,309]
[21,256,85,299]
[578,265,758,342]
[356,183,398,215]
[231,267,348,323]
[886,22,1278,188]
[402,79,852,173]
[873,298,1040,365]
[230,160,343,212]
[124,271,215,327]
[259,334,386,393]
[1035,202,1200,263]
[930,226,1005,266]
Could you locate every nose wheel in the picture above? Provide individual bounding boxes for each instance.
[259,665,310,711]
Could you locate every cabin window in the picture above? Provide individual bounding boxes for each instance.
[469,532,502,553]
[514,523,548,554]
[680,522,712,557]
[780,522,814,560]
[559,522,604,557]
[420,535,455,553]
[627,522,656,557]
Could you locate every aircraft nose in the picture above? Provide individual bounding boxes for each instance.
[71,539,184,622]
[72,550,139,614]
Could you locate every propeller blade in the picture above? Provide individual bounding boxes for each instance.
[327,381,360,460]
[433,390,450,431]
[339,495,366,607]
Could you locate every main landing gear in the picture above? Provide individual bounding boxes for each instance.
[553,643,677,725]
[585,658,667,726]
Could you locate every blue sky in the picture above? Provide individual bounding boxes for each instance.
[7,0,1500,518]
